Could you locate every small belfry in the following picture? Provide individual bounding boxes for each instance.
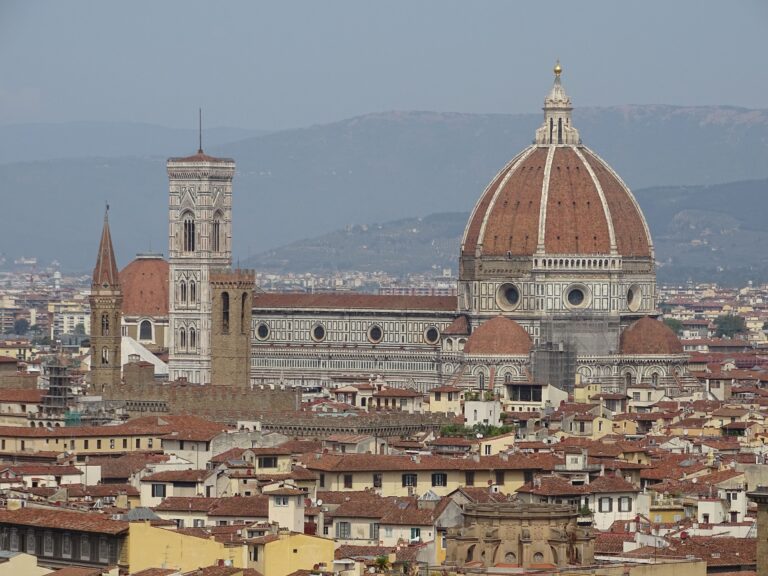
[89,206,123,390]
[535,61,581,146]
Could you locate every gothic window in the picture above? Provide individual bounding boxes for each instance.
[189,328,196,349]
[504,372,512,384]
[625,373,632,387]
[222,292,230,333]
[180,280,187,304]
[139,320,152,341]
[179,328,187,349]
[478,372,485,389]
[101,347,109,365]
[101,313,109,336]
[241,292,247,334]
[651,372,659,386]
[190,281,196,304]
[212,212,222,252]
[182,213,196,252]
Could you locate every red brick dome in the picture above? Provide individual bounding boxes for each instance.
[620,317,683,355]
[119,254,169,317]
[461,66,652,263]
[461,145,652,260]
[464,316,532,356]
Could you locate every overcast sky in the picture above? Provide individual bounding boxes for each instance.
[1,1,766,130]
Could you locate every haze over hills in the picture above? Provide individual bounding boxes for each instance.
[0,122,267,164]
[242,177,768,286]
[1,105,767,275]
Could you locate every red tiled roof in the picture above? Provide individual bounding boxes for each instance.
[0,388,44,403]
[0,507,128,534]
[620,317,683,355]
[253,293,456,312]
[141,469,213,483]
[463,316,531,356]
[120,255,169,317]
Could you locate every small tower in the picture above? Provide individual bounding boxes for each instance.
[748,488,768,576]
[167,142,235,385]
[210,268,254,387]
[89,208,123,390]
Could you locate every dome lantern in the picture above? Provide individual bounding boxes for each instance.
[535,62,580,146]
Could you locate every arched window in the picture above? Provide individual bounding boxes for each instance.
[241,292,247,334]
[101,347,109,365]
[189,328,196,349]
[139,320,152,341]
[478,372,485,390]
[558,117,563,144]
[212,212,222,253]
[180,281,187,304]
[179,328,187,349]
[651,372,659,386]
[625,373,632,387]
[189,281,196,304]
[504,372,512,384]
[101,313,109,336]
[222,292,230,333]
[182,213,195,252]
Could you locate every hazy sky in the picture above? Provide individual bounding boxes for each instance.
[1,1,766,130]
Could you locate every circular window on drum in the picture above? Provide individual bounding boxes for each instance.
[627,284,642,312]
[256,322,270,341]
[311,323,326,342]
[424,326,440,345]
[367,324,383,344]
[496,283,522,311]
[564,284,590,310]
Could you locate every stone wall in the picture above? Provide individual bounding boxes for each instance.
[102,381,299,420]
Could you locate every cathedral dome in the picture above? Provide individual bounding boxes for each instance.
[464,316,532,355]
[120,254,169,317]
[461,66,652,262]
[620,317,683,355]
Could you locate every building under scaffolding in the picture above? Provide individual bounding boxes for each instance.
[532,314,619,393]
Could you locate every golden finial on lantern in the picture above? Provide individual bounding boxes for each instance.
[554,60,562,77]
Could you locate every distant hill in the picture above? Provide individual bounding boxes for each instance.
[0,122,267,164]
[0,106,767,272]
[244,178,768,286]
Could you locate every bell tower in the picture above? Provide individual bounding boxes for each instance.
[89,207,123,390]
[167,144,235,384]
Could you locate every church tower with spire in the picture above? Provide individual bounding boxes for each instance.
[167,138,235,384]
[89,208,123,390]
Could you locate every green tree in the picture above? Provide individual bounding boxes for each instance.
[714,315,747,338]
[663,318,683,335]
[374,555,390,573]
[13,318,29,335]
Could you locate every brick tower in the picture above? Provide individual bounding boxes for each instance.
[89,208,123,390]
[210,269,254,387]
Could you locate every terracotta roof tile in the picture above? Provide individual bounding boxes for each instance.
[0,507,128,534]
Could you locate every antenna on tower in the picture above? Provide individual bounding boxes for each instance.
[198,108,203,153]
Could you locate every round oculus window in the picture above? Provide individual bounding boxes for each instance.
[627,285,642,312]
[504,285,520,306]
[368,325,383,343]
[312,324,326,342]
[626,288,634,305]
[497,283,522,311]
[256,323,270,340]
[425,326,440,344]
[567,288,585,306]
